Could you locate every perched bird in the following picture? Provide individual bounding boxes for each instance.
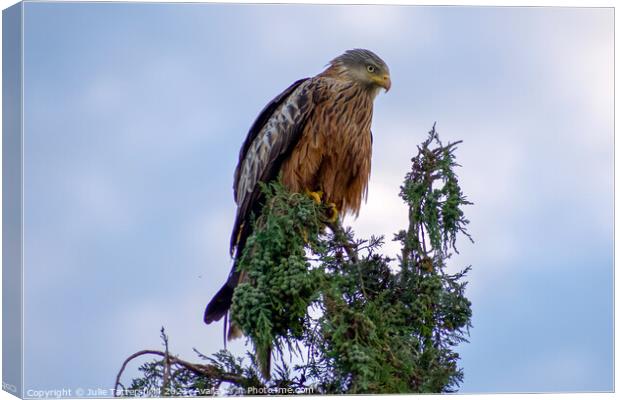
[204,48,390,349]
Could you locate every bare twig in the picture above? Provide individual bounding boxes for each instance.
[161,328,171,396]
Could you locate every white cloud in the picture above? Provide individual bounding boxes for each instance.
[350,179,407,261]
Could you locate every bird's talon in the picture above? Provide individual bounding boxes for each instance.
[327,203,339,223]
[306,190,323,204]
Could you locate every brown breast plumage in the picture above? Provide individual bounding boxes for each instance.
[281,78,374,216]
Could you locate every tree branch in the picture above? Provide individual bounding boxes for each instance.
[114,350,250,396]
[326,221,358,263]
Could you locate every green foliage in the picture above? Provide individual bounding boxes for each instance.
[231,182,327,377]
[119,125,473,395]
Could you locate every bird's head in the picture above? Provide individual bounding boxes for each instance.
[328,49,391,94]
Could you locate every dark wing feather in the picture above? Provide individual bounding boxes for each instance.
[205,76,333,326]
[205,78,315,325]
[230,78,319,255]
[233,78,309,203]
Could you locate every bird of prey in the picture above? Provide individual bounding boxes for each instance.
[204,48,391,338]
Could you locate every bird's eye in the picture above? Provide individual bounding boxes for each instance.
[366,65,376,73]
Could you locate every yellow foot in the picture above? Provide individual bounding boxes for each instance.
[305,190,323,204]
[327,203,339,223]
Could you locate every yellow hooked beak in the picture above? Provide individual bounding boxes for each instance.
[374,74,391,92]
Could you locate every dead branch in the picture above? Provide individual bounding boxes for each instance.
[114,350,249,396]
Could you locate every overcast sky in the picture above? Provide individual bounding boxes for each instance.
[21,2,612,394]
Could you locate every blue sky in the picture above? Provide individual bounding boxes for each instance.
[21,2,612,394]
